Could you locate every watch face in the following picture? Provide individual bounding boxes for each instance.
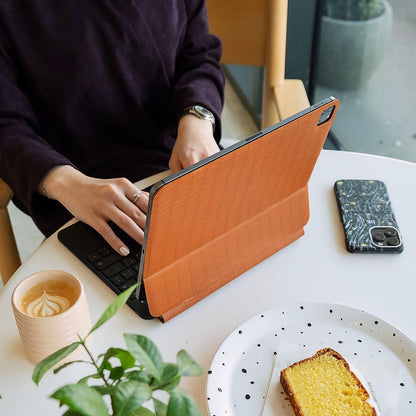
[183,105,215,131]
[195,105,211,117]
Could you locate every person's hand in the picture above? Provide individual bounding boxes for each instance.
[169,114,220,172]
[40,166,148,256]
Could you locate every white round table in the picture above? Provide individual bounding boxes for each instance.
[0,150,415,415]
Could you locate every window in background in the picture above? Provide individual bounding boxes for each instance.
[313,0,416,162]
[223,0,318,128]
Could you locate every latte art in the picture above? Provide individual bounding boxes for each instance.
[26,290,71,317]
[20,279,79,317]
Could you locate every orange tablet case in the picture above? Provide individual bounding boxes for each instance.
[141,98,339,322]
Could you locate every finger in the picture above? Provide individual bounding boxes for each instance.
[117,197,147,231]
[169,156,183,173]
[105,181,149,241]
[121,188,149,218]
[185,152,200,166]
[112,208,146,245]
[94,220,144,256]
[131,190,149,214]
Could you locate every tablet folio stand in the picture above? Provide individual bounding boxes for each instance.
[142,99,338,321]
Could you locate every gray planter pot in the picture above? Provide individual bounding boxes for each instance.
[317,1,392,90]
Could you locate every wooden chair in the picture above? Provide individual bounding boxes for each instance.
[0,178,21,285]
[206,0,310,129]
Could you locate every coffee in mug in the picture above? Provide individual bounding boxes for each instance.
[20,279,79,317]
[11,270,91,364]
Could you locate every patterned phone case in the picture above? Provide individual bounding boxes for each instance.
[334,179,403,253]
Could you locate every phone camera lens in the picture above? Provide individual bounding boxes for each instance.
[384,228,397,237]
[387,237,400,246]
[373,232,385,242]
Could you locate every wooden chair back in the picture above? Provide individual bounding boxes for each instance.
[206,0,310,128]
[0,178,21,285]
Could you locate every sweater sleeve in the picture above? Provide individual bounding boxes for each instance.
[0,26,76,226]
[173,0,225,142]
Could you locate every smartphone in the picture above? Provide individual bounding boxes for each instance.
[334,179,403,253]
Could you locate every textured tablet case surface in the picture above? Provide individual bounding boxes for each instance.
[144,100,339,321]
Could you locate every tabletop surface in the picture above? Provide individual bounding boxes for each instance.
[1,150,415,415]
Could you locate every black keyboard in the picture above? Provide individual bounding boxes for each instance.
[58,221,153,319]
[86,244,141,293]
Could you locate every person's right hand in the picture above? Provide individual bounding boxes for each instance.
[39,165,148,256]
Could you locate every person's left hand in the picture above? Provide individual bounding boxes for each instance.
[169,114,220,172]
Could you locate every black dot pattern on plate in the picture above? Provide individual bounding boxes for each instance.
[207,303,416,415]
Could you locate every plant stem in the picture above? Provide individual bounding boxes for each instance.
[80,339,111,388]
[79,339,116,413]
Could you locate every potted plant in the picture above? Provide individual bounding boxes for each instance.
[32,284,203,416]
[317,0,392,90]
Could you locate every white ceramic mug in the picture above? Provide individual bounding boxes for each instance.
[11,270,91,365]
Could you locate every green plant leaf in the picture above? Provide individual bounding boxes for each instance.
[124,334,164,383]
[166,389,201,416]
[63,410,84,416]
[125,370,153,384]
[176,350,204,377]
[154,398,167,416]
[77,373,102,385]
[110,366,124,381]
[53,360,86,374]
[113,380,152,416]
[129,407,155,416]
[98,347,136,373]
[91,385,116,396]
[32,342,81,385]
[160,363,180,392]
[89,283,138,335]
[51,384,109,416]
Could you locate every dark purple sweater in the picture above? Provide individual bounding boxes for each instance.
[0,0,224,235]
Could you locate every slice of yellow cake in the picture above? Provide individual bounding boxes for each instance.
[280,348,376,416]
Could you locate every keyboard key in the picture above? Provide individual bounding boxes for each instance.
[122,256,137,267]
[94,252,122,270]
[119,278,137,292]
[103,261,126,278]
[121,268,137,279]
[87,251,102,263]
[99,246,112,257]
[110,274,125,286]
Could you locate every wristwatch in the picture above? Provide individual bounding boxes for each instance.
[182,105,215,133]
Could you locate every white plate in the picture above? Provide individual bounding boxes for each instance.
[206,303,416,415]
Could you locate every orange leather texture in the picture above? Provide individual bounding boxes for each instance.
[143,101,339,321]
